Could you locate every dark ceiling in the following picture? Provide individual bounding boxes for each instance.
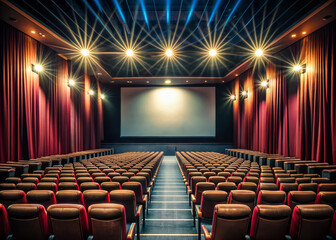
[9,0,328,78]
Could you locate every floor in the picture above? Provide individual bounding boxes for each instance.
[140,156,198,240]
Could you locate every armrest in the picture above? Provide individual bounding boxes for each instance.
[202,225,211,240]
[195,205,202,218]
[126,223,136,240]
[143,194,148,203]
[191,194,196,203]
[136,205,143,217]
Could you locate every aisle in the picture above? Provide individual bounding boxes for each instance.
[140,156,198,240]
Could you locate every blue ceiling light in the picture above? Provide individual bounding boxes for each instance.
[93,0,102,12]
[139,0,149,28]
[224,0,241,27]
[186,0,198,25]
[166,0,170,24]
[112,0,127,23]
[208,0,222,25]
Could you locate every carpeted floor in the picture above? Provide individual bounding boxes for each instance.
[140,156,198,240]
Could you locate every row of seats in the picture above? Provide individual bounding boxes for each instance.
[0,203,136,240]
[202,203,336,240]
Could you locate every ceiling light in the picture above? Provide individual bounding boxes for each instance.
[261,80,269,88]
[209,49,217,57]
[230,94,236,101]
[100,94,106,100]
[204,80,207,83]
[88,89,94,95]
[126,49,134,57]
[235,74,239,77]
[32,64,43,73]
[97,73,102,76]
[81,49,90,56]
[293,65,302,71]
[302,31,306,35]
[166,49,173,57]
[42,35,45,37]
[255,49,263,57]
[186,80,189,83]
[242,90,248,98]
[291,34,297,38]
[68,79,75,86]
[146,81,150,83]
[31,30,36,34]
[165,79,171,84]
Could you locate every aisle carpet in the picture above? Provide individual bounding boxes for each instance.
[140,156,198,240]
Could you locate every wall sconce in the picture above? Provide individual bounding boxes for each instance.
[261,80,269,88]
[293,63,306,74]
[32,64,43,74]
[230,94,236,101]
[241,90,248,99]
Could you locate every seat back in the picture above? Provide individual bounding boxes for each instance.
[194,182,215,203]
[83,190,109,209]
[58,182,79,191]
[289,204,334,240]
[226,176,243,185]
[287,191,316,210]
[7,204,49,240]
[208,176,226,186]
[279,183,298,195]
[298,183,318,192]
[237,182,257,192]
[37,182,58,193]
[316,192,336,210]
[216,182,237,194]
[200,190,227,219]
[250,205,291,240]
[112,176,129,185]
[109,190,136,222]
[48,204,89,240]
[228,190,255,210]
[317,183,336,193]
[122,182,143,204]
[211,204,251,240]
[80,182,100,192]
[257,190,286,206]
[26,190,56,209]
[190,176,207,195]
[0,204,10,240]
[0,183,16,190]
[55,190,85,205]
[101,182,121,192]
[243,176,259,185]
[16,183,37,193]
[0,190,27,209]
[88,203,127,240]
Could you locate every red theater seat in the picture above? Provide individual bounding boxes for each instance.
[0,204,10,240]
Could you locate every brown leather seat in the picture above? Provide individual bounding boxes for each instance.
[112,176,129,185]
[317,183,336,193]
[0,190,27,209]
[122,172,135,178]
[259,177,276,183]
[47,204,89,240]
[83,190,109,209]
[196,190,228,239]
[58,182,79,191]
[201,204,251,240]
[55,190,85,206]
[37,182,58,193]
[237,182,257,192]
[0,204,10,240]
[257,183,278,193]
[216,182,237,193]
[289,204,334,240]
[7,204,49,240]
[250,205,291,240]
[26,190,56,209]
[40,177,58,184]
[80,182,100,192]
[279,183,298,195]
[287,191,316,210]
[115,169,127,175]
[122,181,148,223]
[316,192,336,210]
[108,172,121,179]
[16,183,37,193]
[257,190,286,205]
[88,203,136,240]
[91,172,106,179]
[94,176,111,184]
[208,176,226,186]
[311,178,330,184]
[277,177,295,186]
[58,177,76,183]
[109,189,142,239]
[218,172,231,178]
[226,176,243,185]
[298,183,318,192]
[101,182,121,192]
[228,190,256,210]
[295,177,311,184]
[203,172,216,180]
[5,177,21,184]
[22,177,39,185]
[188,176,207,205]
[76,177,93,186]
[243,176,259,185]
[0,183,16,190]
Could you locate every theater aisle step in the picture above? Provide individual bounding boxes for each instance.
[140,156,198,240]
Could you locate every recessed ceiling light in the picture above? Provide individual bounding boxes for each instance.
[235,74,239,77]
[255,49,263,57]
[31,30,36,34]
[165,49,173,57]
[291,34,297,38]
[88,89,94,95]
[204,80,207,83]
[186,80,189,83]
[293,65,302,71]
[209,49,217,57]
[126,49,134,57]
[302,31,306,35]
[146,81,150,83]
[81,49,90,56]
[42,35,46,37]
[165,79,171,84]
[68,79,75,86]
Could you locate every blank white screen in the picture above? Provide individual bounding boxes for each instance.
[120,87,216,137]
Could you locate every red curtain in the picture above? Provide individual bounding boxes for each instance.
[233,21,335,164]
[0,21,103,162]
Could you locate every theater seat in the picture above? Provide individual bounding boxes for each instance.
[37,182,58,193]
[26,190,56,209]
[237,182,257,192]
[80,182,100,192]
[250,205,291,240]
[48,204,89,240]
[101,182,121,192]
[257,183,278,193]
[122,182,148,222]
[216,182,237,194]
[257,190,286,205]
[228,190,256,210]
[317,183,336,193]
[88,203,136,240]
[7,204,49,240]
[0,190,27,209]
[289,204,334,240]
[330,211,336,239]
[208,176,226,186]
[287,191,316,210]
[279,183,298,196]
[16,183,36,193]
[315,192,336,210]
[58,182,79,191]
[0,204,10,240]
[298,183,318,192]
[201,204,251,240]
[5,178,21,184]
[55,190,85,206]
[83,190,109,209]
[0,183,16,190]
